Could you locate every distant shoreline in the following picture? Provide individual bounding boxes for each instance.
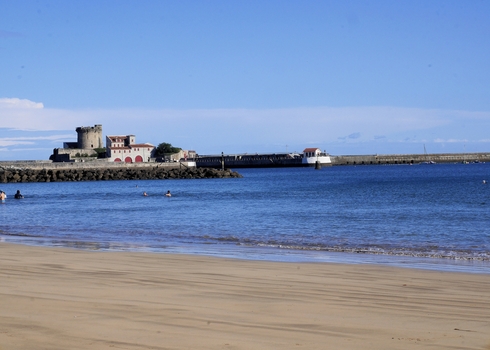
[1,151,489,169]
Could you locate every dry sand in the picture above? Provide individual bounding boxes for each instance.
[1,243,489,350]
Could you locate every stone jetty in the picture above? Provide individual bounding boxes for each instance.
[331,152,490,165]
[0,165,242,183]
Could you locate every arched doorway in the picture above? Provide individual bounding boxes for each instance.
[125,157,132,163]
[135,155,143,162]
[114,158,121,162]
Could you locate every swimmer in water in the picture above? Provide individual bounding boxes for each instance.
[165,190,171,197]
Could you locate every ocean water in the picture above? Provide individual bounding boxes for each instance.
[1,164,489,273]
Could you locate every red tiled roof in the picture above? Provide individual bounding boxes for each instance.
[130,143,154,148]
[303,148,320,152]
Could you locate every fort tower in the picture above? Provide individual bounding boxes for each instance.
[76,124,103,149]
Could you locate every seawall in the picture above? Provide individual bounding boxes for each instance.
[196,151,490,168]
[331,152,490,165]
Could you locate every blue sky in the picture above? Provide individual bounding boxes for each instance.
[1,0,489,160]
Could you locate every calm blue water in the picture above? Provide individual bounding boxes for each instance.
[1,164,489,273]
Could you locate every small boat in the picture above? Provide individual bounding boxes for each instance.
[421,144,436,164]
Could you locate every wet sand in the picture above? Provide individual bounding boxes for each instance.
[1,242,489,350]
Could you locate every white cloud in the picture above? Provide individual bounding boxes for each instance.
[2,134,74,141]
[434,138,469,143]
[10,147,54,152]
[0,134,75,147]
[0,100,478,136]
[0,140,33,147]
[1,97,490,156]
[0,98,44,109]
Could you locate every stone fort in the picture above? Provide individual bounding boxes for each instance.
[51,124,162,163]
[51,124,104,162]
[75,124,103,150]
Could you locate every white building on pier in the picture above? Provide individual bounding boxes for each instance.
[106,135,155,163]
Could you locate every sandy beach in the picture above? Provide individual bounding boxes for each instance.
[1,243,489,350]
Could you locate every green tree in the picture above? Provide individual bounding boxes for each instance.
[94,147,107,159]
[155,142,181,157]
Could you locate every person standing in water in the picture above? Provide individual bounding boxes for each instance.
[14,190,24,199]
[0,191,6,203]
[165,190,171,197]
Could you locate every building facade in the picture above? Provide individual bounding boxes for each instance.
[106,135,155,163]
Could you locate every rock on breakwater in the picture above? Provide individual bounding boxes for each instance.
[0,166,242,183]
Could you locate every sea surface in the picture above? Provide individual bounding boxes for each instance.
[1,164,489,274]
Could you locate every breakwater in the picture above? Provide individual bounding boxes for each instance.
[195,151,490,168]
[332,152,490,165]
[0,165,242,183]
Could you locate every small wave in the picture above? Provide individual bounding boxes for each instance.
[216,236,240,242]
[191,233,490,261]
[0,232,42,238]
[252,242,490,261]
